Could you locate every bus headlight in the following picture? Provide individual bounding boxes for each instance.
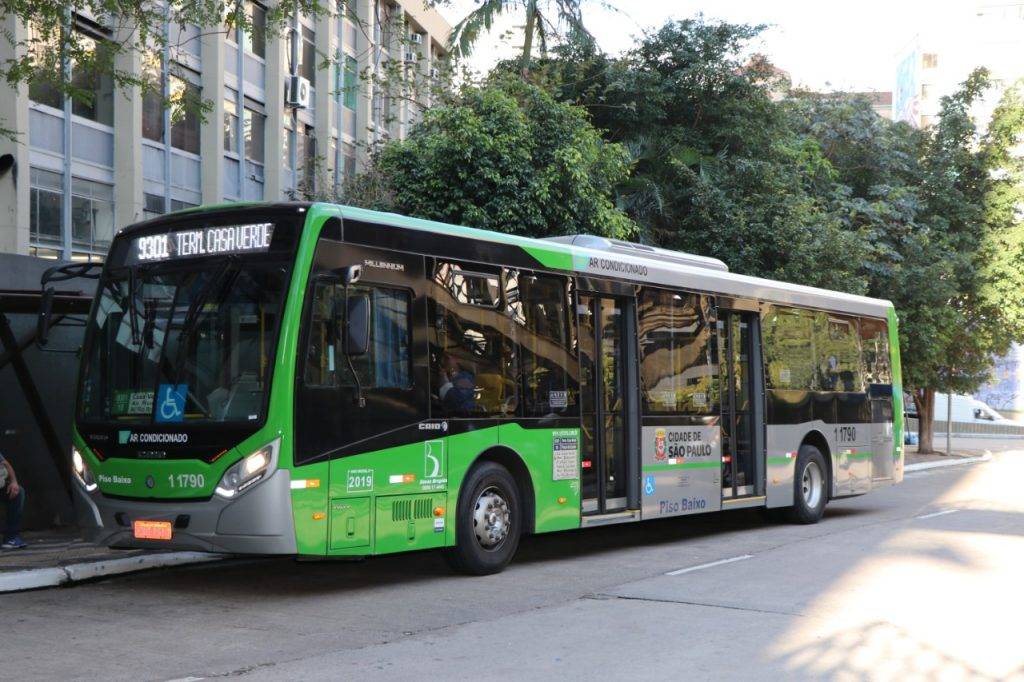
[72,447,97,492]
[214,438,279,499]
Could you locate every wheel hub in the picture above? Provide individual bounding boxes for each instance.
[473,487,511,549]
[801,460,823,509]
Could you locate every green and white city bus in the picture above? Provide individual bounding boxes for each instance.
[65,202,903,574]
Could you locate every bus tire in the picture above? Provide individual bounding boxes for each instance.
[445,461,522,575]
[787,445,828,524]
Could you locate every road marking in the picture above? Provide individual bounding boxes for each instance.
[916,509,960,520]
[666,554,753,576]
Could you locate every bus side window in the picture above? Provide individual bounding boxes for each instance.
[637,288,718,415]
[859,317,891,386]
[428,260,518,418]
[762,305,817,391]
[507,271,578,417]
[304,283,412,390]
[814,314,863,392]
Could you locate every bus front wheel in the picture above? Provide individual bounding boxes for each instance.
[446,461,522,575]
[787,445,828,524]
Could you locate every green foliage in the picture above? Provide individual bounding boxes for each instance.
[347,77,636,239]
[437,0,594,71]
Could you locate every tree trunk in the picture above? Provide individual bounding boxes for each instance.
[915,387,936,454]
[520,0,537,77]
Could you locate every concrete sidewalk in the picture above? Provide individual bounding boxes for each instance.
[0,529,225,593]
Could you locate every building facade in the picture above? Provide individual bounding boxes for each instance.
[893,1,1024,130]
[0,2,451,262]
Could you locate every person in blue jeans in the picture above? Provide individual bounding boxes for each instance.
[0,452,26,549]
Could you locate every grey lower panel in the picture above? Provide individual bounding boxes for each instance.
[766,421,898,509]
[74,469,297,555]
[640,425,721,519]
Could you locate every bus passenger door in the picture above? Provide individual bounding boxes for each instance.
[579,293,639,515]
[719,309,766,502]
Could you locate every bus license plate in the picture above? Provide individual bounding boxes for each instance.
[133,520,172,541]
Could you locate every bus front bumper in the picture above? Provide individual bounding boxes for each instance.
[72,469,298,555]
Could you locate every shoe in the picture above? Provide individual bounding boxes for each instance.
[1,537,27,549]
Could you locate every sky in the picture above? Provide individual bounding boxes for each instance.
[434,0,980,93]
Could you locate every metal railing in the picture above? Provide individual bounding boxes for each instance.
[906,417,1024,438]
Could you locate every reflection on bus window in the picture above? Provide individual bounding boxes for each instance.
[429,260,517,417]
[638,289,718,414]
[304,283,411,389]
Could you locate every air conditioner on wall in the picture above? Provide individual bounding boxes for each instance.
[286,75,311,109]
[409,33,423,45]
[403,51,416,64]
[429,67,439,78]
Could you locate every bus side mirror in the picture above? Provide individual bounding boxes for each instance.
[344,294,370,356]
[37,287,55,347]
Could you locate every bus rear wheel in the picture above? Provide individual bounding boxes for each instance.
[787,445,828,524]
[445,461,521,575]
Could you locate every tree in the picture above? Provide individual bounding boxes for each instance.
[532,19,868,290]
[439,0,596,74]
[789,74,1024,452]
[346,77,636,239]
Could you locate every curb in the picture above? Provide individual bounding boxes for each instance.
[0,551,227,594]
[905,452,992,473]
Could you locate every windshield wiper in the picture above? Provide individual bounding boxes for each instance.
[167,258,240,390]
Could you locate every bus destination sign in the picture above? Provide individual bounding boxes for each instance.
[128,223,274,263]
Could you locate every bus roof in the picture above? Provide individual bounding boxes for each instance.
[330,204,894,319]
[117,202,893,319]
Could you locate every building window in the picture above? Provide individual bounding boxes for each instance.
[169,74,200,154]
[242,1,267,58]
[343,55,358,110]
[282,119,293,172]
[296,123,315,191]
[299,26,316,86]
[70,31,115,126]
[343,142,356,180]
[27,23,62,109]
[224,95,239,153]
[30,168,63,247]
[143,192,165,219]
[244,107,265,163]
[71,177,114,254]
[141,53,164,143]
[30,168,114,258]
[922,53,938,69]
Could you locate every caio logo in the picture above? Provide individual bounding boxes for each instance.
[655,428,667,461]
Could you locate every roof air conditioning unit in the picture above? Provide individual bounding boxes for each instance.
[403,51,416,64]
[286,75,311,109]
[409,33,423,45]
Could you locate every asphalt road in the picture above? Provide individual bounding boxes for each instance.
[7,452,1023,681]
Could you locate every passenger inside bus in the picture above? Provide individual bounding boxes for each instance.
[435,351,478,414]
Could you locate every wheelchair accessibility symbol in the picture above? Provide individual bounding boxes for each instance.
[156,384,187,423]
[644,475,656,496]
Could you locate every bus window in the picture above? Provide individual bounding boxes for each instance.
[859,318,891,386]
[637,289,718,415]
[506,271,578,417]
[762,306,817,391]
[429,260,518,418]
[304,283,412,389]
[815,313,862,392]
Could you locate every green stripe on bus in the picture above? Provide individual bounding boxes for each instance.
[846,452,873,460]
[766,456,792,466]
[643,461,720,471]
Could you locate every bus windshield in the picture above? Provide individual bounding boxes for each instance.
[78,255,290,425]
